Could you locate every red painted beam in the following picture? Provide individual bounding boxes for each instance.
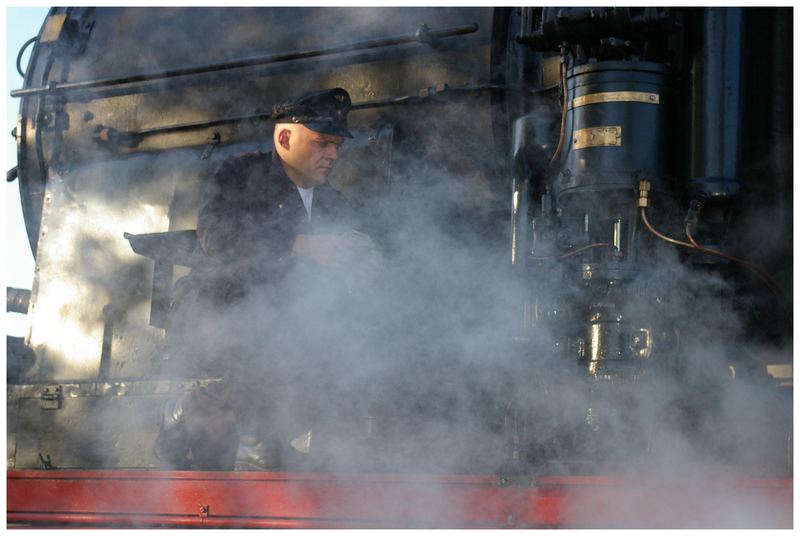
[6,470,792,528]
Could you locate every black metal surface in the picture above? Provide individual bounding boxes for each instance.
[11,22,479,99]
[7,337,36,382]
[510,110,559,269]
[124,230,203,267]
[124,231,204,328]
[518,7,676,49]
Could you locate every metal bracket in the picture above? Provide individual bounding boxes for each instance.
[36,110,70,133]
[38,453,56,470]
[92,125,139,149]
[200,132,221,160]
[496,475,534,487]
[417,83,450,99]
[40,385,64,410]
[414,23,447,49]
[630,327,653,359]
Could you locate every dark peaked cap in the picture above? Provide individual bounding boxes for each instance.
[271,87,354,138]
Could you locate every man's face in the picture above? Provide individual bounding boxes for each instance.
[276,124,344,188]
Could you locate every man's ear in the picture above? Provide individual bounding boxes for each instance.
[278,128,291,150]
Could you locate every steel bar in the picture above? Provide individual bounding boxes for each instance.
[10,23,479,98]
[95,84,545,147]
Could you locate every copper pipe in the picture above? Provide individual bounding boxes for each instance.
[548,60,568,168]
[641,206,781,297]
[640,208,694,249]
[685,223,703,249]
[684,223,782,296]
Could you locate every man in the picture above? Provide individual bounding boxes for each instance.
[158,88,381,471]
[197,87,360,272]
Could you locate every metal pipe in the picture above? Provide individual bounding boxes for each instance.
[511,119,532,269]
[95,84,543,148]
[690,8,744,196]
[139,113,272,138]
[16,36,37,78]
[10,23,479,99]
[7,287,31,314]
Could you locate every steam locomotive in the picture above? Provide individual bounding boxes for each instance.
[7,7,792,528]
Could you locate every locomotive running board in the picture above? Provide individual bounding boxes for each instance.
[6,470,792,528]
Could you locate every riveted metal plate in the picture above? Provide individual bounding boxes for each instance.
[572,126,622,150]
[570,91,660,109]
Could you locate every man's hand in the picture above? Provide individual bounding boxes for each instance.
[292,230,385,290]
[292,233,354,266]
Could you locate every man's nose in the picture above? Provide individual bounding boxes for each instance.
[325,144,339,161]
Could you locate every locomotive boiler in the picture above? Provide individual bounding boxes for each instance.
[7,7,792,528]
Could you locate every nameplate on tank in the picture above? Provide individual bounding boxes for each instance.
[572,126,622,150]
[570,91,660,109]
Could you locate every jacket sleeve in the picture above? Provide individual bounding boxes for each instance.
[196,157,246,259]
[196,154,296,263]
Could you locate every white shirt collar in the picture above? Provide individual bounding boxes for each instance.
[296,185,314,221]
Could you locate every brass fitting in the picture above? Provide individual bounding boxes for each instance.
[637,179,651,208]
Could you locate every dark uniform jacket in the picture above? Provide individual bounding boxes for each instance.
[169,150,353,328]
[192,151,355,297]
[198,151,354,263]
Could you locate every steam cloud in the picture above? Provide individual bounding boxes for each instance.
[164,127,791,528]
[14,7,791,529]
[160,9,790,528]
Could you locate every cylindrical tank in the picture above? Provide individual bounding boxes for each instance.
[556,60,674,198]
